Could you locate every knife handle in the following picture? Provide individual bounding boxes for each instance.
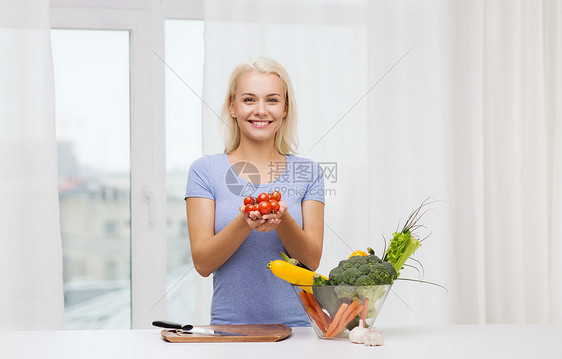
[152,320,182,329]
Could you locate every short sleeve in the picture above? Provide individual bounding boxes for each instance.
[302,161,325,204]
[185,156,215,200]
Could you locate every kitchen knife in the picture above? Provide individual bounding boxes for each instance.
[152,320,192,330]
[152,320,246,336]
[178,327,246,336]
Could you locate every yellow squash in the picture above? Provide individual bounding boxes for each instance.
[267,260,328,287]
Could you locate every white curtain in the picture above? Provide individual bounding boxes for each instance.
[0,0,64,329]
[201,0,562,325]
[446,0,562,325]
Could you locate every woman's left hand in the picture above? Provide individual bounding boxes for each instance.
[254,200,286,232]
[239,200,287,233]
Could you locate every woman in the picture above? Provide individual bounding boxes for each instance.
[185,57,325,326]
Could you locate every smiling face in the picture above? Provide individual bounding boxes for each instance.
[229,71,287,145]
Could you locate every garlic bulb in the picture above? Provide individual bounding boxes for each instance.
[362,327,384,346]
[348,320,369,344]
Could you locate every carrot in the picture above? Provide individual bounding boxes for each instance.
[306,307,327,333]
[360,298,370,325]
[324,302,349,338]
[343,303,363,325]
[298,290,311,308]
[343,299,361,320]
[306,292,331,328]
[326,300,362,338]
[298,290,326,332]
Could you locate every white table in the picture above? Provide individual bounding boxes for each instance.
[1,325,561,358]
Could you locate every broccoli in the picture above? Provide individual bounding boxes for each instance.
[365,254,383,266]
[358,264,371,276]
[326,253,396,286]
[342,267,360,285]
[370,261,398,284]
[328,266,344,285]
[314,250,397,323]
[355,275,376,286]
[346,255,365,265]
[337,259,351,268]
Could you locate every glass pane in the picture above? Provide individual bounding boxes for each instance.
[51,29,131,329]
[165,19,204,322]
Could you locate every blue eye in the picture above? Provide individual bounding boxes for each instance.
[267,98,279,103]
[243,98,255,102]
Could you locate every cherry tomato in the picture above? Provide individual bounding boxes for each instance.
[257,193,270,203]
[269,199,280,213]
[258,201,272,215]
[270,191,281,202]
[244,204,256,215]
[243,196,255,206]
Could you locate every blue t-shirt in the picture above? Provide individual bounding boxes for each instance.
[185,153,325,326]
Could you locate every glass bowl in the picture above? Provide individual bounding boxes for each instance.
[293,284,392,340]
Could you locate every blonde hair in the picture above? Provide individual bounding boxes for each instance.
[221,57,298,155]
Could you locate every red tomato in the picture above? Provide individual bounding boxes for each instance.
[257,193,270,203]
[270,191,281,202]
[269,199,280,213]
[243,196,255,206]
[258,201,272,215]
[244,204,256,215]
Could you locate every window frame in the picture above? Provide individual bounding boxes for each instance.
[50,0,203,329]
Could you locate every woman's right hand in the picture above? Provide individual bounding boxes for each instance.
[239,204,266,229]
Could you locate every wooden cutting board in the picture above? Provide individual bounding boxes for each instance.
[160,324,292,343]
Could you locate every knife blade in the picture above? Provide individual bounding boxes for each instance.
[152,320,245,336]
[177,327,246,336]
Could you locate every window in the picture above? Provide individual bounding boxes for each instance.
[104,221,118,235]
[179,220,188,238]
[52,29,131,329]
[50,0,204,329]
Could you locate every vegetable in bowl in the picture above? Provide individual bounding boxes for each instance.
[325,252,397,286]
[269,198,442,340]
[293,284,392,339]
[308,252,398,333]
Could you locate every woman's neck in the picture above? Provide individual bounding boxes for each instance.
[229,139,285,165]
